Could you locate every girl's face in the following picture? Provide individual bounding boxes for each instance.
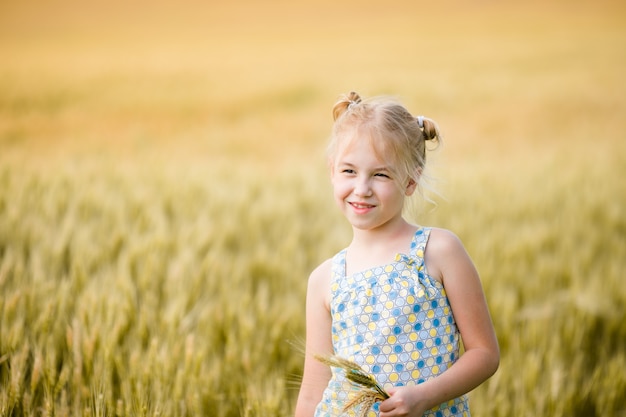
[331,134,416,232]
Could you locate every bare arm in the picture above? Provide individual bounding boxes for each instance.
[380,228,500,416]
[294,260,334,417]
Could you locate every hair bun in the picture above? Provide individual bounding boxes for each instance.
[418,116,440,142]
[332,91,362,121]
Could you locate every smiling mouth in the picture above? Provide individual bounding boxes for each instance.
[349,202,376,209]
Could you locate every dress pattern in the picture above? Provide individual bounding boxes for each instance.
[314,228,470,417]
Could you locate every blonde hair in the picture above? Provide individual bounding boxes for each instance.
[328,91,441,193]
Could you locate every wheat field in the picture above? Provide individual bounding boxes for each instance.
[1,0,625,416]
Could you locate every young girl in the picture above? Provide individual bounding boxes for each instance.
[295,92,499,417]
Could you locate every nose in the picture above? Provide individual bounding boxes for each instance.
[354,176,372,197]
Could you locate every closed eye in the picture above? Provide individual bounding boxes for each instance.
[374,172,391,178]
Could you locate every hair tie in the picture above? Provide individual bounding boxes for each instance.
[348,100,359,110]
[417,115,424,129]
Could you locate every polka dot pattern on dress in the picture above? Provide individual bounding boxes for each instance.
[315,228,470,417]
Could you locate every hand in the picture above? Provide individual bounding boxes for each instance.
[378,386,428,417]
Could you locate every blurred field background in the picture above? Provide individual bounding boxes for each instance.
[1,0,625,416]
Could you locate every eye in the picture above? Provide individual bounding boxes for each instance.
[341,169,356,174]
[374,172,391,179]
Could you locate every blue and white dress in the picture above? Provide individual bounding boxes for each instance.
[314,227,470,417]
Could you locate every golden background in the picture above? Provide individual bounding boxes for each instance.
[1,0,625,415]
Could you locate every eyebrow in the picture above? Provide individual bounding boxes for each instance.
[337,161,391,172]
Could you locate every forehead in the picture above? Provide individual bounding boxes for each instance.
[334,125,393,166]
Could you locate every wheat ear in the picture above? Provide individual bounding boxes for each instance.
[314,354,389,414]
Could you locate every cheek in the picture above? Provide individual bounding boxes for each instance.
[332,178,351,199]
[380,186,406,205]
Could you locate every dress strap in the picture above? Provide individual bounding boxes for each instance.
[409,227,431,270]
[330,249,347,289]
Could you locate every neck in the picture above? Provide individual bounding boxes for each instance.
[349,218,416,251]
[344,218,418,276]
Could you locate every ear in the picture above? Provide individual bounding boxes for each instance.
[405,178,418,196]
[406,169,422,196]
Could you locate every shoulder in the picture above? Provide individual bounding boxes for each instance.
[426,227,465,252]
[424,227,474,282]
[307,258,334,308]
[309,258,333,284]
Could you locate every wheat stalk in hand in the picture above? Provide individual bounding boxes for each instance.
[315,354,389,416]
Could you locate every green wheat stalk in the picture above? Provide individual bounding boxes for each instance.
[314,354,389,416]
